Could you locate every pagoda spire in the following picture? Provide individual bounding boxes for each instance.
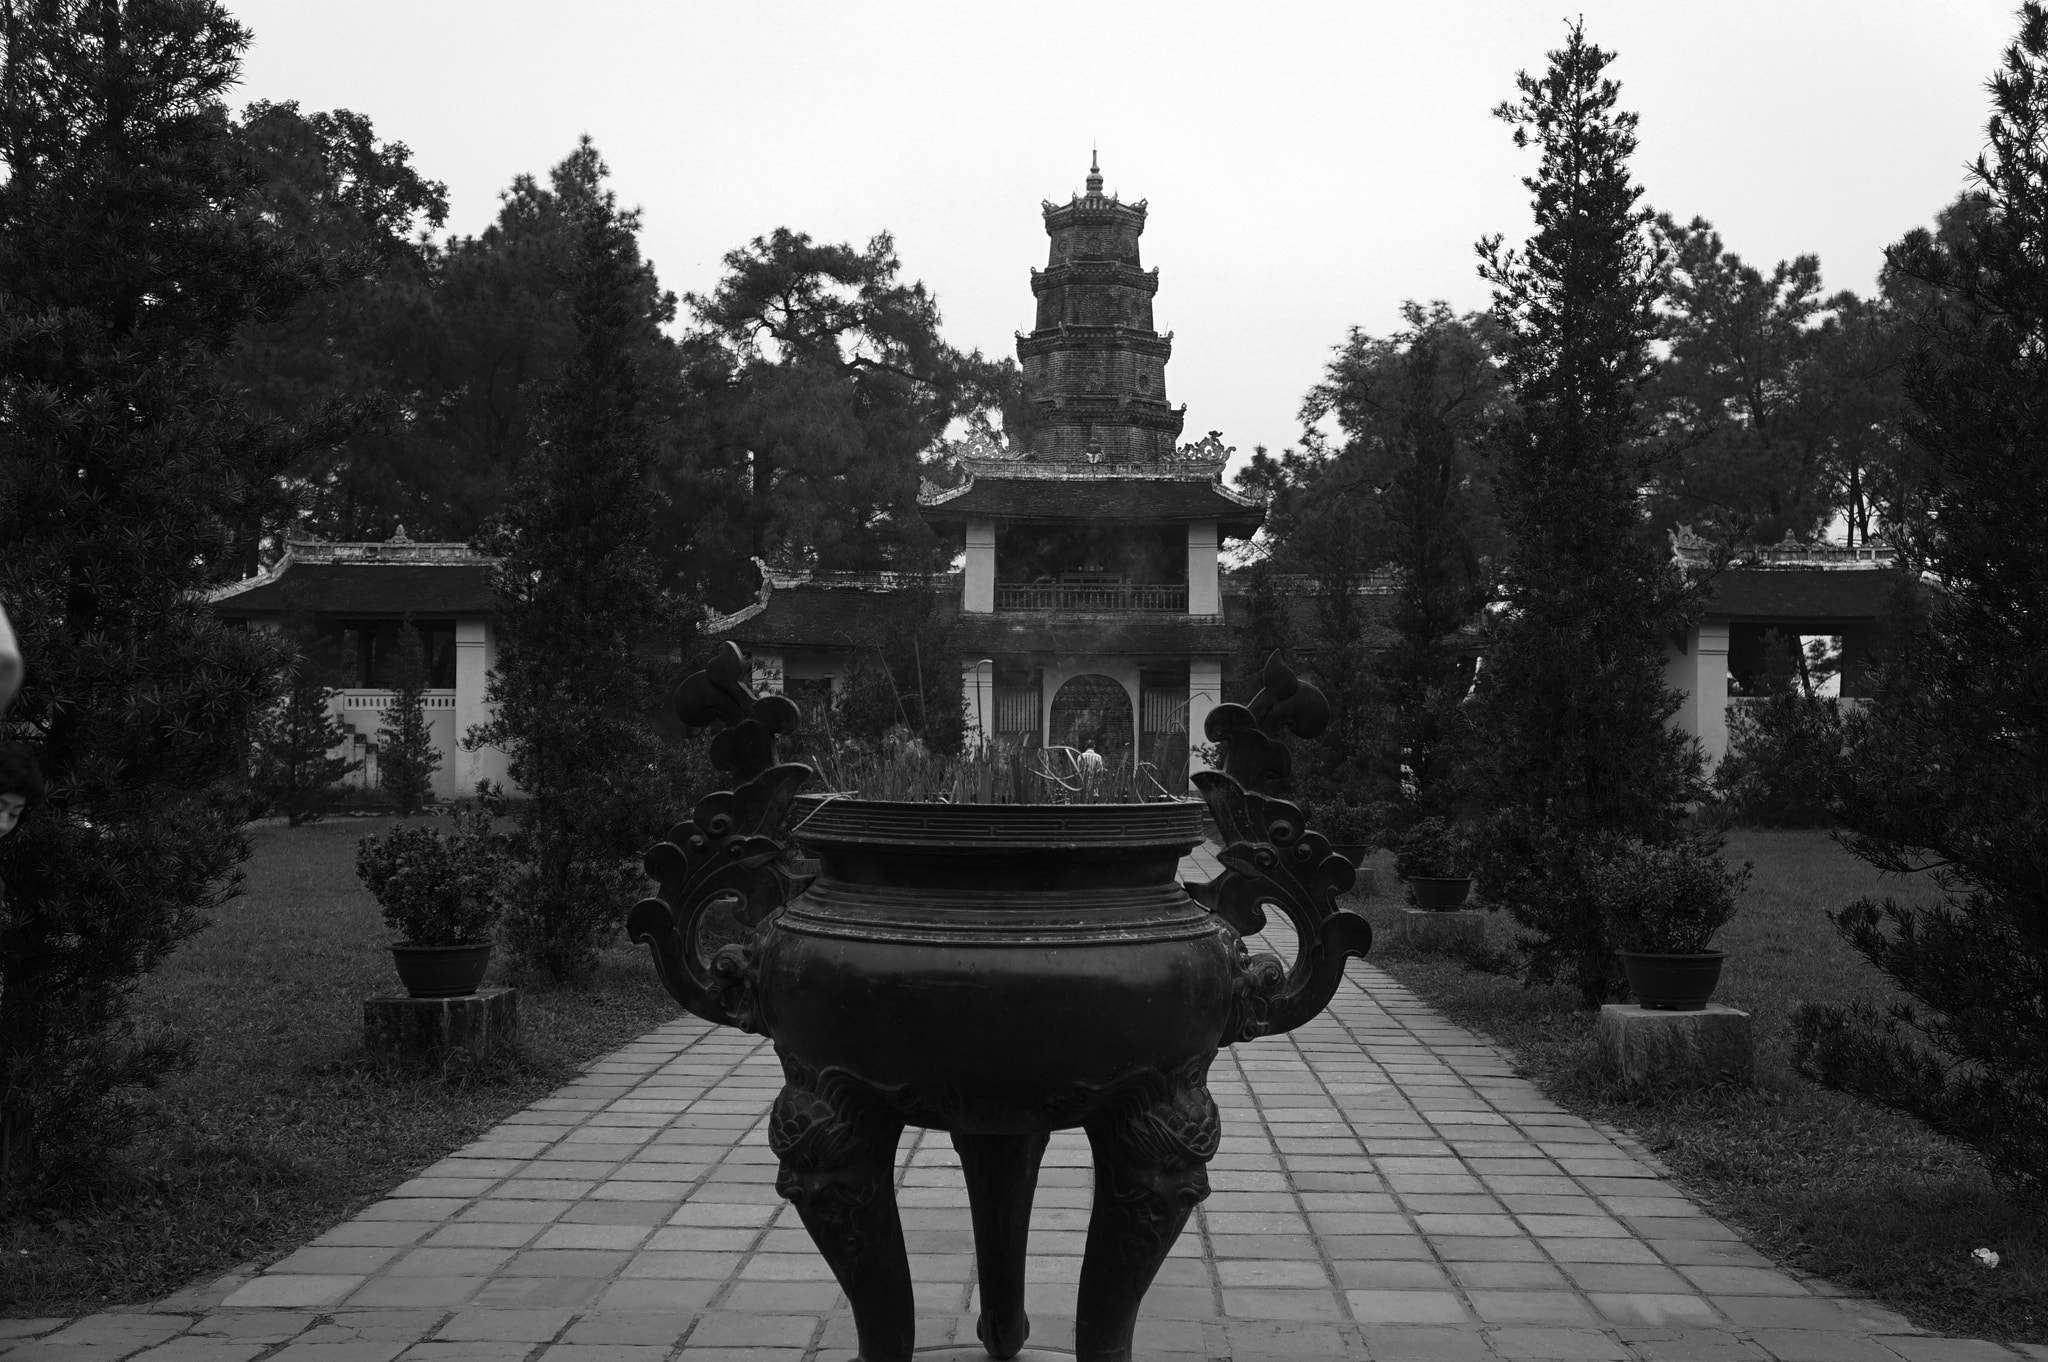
[1020,162,1181,463]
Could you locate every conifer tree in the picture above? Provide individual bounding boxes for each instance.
[0,0,332,1188]
[378,627,440,815]
[1466,23,1710,1005]
[470,138,692,982]
[1792,5,2048,1197]
[250,630,358,826]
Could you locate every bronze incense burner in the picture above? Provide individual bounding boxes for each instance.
[630,644,1370,1362]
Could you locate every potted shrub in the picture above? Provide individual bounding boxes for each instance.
[1592,835,1751,1010]
[1395,817,1474,909]
[357,807,504,998]
[1311,789,1383,869]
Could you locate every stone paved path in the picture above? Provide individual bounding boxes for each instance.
[3,853,2038,1361]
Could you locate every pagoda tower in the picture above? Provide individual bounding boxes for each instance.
[1017,154,1186,463]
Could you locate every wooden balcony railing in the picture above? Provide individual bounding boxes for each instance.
[995,581,1188,612]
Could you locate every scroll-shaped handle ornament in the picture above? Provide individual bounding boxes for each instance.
[1187,651,1371,1042]
[628,642,814,1033]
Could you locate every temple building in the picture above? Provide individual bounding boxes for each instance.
[710,158,1263,786]
[204,160,1902,803]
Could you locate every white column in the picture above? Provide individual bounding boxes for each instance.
[965,517,997,614]
[1188,655,1224,783]
[1663,621,1732,770]
[1187,520,1220,616]
[453,617,491,792]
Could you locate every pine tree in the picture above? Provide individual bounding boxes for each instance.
[250,630,359,826]
[1791,5,2048,1198]
[469,139,692,982]
[1466,23,1711,1006]
[0,0,333,1189]
[378,626,440,815]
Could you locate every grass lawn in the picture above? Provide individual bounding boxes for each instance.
[0,816,682,1318]
[1352,828,2047,1344]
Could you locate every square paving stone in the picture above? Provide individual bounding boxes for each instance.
[434,1309,577,1343]
[719,1281,842,1312]
[314,1223,436,1248]
[1343,1289,1473,1324]
[1589,1294,1724,1327]
[1652,1240,1775,1268]
[1678,1265,1811,1296]
[502,1249,635,1277]
[531,1224,656,1251]
[128,1342,267,1362]
[1712,1299,1873,1331]
[1542,1237,1661,1264]
[471,1278,608,1309]
[1747,1329,1920,1361]
[1332,1257,1453,1290]
[1219,1288,1349,1322]
[1616,1326,1774,1361]
[269,1247,404,1275]
[1320,1235,1436,1261]
[683,1313,822,1349]
[221,1275,366,1308]
[1355,1324,1494,1361]
[1449,1261,1570,1291]
[392,1247,519,1276]
[344,1277,487,1308]
[589,1280,720,1311]
[1562,1262,1698,1293]
[1488,1325,1633,1359]
[1467,1291,1600,1325]
[1217,1261,1331,1289]
[1432,1235,1547,1262]
[424,1223,544,1249]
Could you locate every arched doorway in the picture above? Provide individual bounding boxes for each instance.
[1049,674,1133,759]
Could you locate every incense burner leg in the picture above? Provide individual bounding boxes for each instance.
[1074,1069,1221,1362]
[768,1063,912,1362]
[951,1129,1051,1360]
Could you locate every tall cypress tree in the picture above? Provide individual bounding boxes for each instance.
[470,139,692,982]
[1792,5,2048,1198]
[0,0,330,1188]
[1466,23,1709,1005]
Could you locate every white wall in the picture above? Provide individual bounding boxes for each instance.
[1664,621,1731,769]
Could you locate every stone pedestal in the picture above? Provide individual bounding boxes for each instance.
[1353,867,1377,899]
[1397,908,1485,953]
[1595,1003,1752,1086]
[364,987,517,1062]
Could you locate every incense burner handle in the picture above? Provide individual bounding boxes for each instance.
[629,642,815,1033]
[1188,770,1371,1042]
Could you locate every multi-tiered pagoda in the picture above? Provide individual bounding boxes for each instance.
[710,159,1263,787]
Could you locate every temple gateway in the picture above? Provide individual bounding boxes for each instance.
[708,158,1261,788]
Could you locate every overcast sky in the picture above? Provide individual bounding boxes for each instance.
[229,2,2016,468]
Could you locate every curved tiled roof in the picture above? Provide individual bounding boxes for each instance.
[920,472,1263,534]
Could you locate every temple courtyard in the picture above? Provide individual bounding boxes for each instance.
[1,867,2034,1362]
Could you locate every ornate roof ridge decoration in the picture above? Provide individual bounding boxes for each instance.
[1669,524,1895,570]
[921,474,977,506]
[208,532,494,604]
[944,457,1244,486]
[286,534,493,566]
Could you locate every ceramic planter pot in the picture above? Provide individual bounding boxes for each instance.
[389,942,492,998]
[1408,875,1473,910]
[1617,949,1725,1010]
[1326,841,1371,868]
